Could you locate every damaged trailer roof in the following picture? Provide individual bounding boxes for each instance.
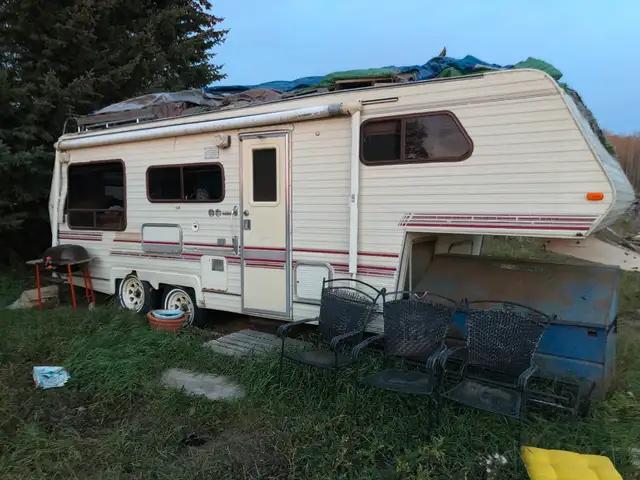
[75,53,611,152]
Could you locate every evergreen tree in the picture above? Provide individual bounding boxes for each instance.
[0,0,226,262]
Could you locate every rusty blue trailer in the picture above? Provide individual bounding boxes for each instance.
[416,254,619,398]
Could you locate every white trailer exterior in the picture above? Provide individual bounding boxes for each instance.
[50,69,634,327]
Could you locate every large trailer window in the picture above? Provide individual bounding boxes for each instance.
[147,163,224,202]
[361,111,473,165]
[67,161,126,231]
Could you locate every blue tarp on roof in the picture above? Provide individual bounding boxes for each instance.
[204,55,560,94]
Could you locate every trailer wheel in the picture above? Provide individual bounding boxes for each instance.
[162,287,205,327]
[118,274,153,313]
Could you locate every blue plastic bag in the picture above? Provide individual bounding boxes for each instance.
[33,366,70,389]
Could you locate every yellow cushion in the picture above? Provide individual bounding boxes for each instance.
[521,446,622,480]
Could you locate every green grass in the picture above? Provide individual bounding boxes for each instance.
[1,268,640,479]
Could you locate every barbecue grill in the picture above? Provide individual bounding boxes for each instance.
[27,244,95,310]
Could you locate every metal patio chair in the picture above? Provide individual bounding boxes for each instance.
[353,291,457,397]
[442,300,551,419]
[278,278,384,379]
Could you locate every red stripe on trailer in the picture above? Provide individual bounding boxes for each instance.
[404,222,591,231]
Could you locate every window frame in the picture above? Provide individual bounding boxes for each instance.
[66,159,127,231]
[146,162,225,203]
[359,110,474,166]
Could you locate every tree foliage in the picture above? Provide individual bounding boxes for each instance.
[0,0,226,262]
[607,132,640,194]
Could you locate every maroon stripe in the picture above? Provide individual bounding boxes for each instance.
[405,222,590,231]
[359,251,398,258]
[294,247,398,258]
[408,214,597,219]
[59,236,102,242]
[331,262,396,272]
[245,259,285,265]
[332,266,394,278]
[408,218,595,224]
[110,251,200,261]
[244,246,287,251]
[184,241,234,247]
[245,264,285,270]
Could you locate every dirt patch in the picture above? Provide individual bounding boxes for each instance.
[180,428,290,478]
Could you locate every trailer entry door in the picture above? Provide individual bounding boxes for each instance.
[240,134,289,316]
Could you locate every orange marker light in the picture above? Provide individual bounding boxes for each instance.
[586,192,604,201]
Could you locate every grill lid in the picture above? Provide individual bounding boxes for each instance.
[43,244,91,266]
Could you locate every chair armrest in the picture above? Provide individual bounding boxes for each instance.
[517,365,538,389]
[352,334,385,359]
[329,329,363,350]
[277,317,317,338]
[439,346,467,369]
[425,345,447,370]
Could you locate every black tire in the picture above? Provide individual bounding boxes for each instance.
[162,286,206,327]
[117,274,153,313]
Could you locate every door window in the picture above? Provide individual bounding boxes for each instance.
[252,148,277,202]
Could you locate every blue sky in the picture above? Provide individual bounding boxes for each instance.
[211,1,638,134]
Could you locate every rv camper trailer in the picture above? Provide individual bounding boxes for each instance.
[50,68,634,338]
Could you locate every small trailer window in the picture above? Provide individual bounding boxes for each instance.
[147,163,224,202]
[67,161,126,230]
[361,111,472,165]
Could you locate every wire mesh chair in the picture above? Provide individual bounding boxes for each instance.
[354,291,456,396]
[278,278,384,379]
[442,300,551,418]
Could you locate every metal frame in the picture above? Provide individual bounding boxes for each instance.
[239,129,292,319]
[278,277,386,379]
[441,300,551,419]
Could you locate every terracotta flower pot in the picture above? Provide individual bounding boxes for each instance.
[147,311,187,333]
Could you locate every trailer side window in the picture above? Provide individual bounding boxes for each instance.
[361,111,472,165]
[67,161,126,230]
[147,163,224,202]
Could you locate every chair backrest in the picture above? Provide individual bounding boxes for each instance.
[465,300,550,377]
[318,278,383,342]
[383,291,456,360]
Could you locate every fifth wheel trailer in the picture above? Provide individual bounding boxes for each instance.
[49,68,634,336]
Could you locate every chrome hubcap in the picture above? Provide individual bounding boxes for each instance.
[164,290,195,325]
[121,276,144,311]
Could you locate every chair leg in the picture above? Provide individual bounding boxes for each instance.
[34,263,42,309]
[332,350,340,398]
[278,336,286,384]
[350,379,360,416]
[66,264,77,310]
[428,395,442,433]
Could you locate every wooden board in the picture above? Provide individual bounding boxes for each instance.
[203,329,308,357]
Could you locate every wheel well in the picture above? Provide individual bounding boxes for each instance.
[115,270,138,292]
[159,283,196,296]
